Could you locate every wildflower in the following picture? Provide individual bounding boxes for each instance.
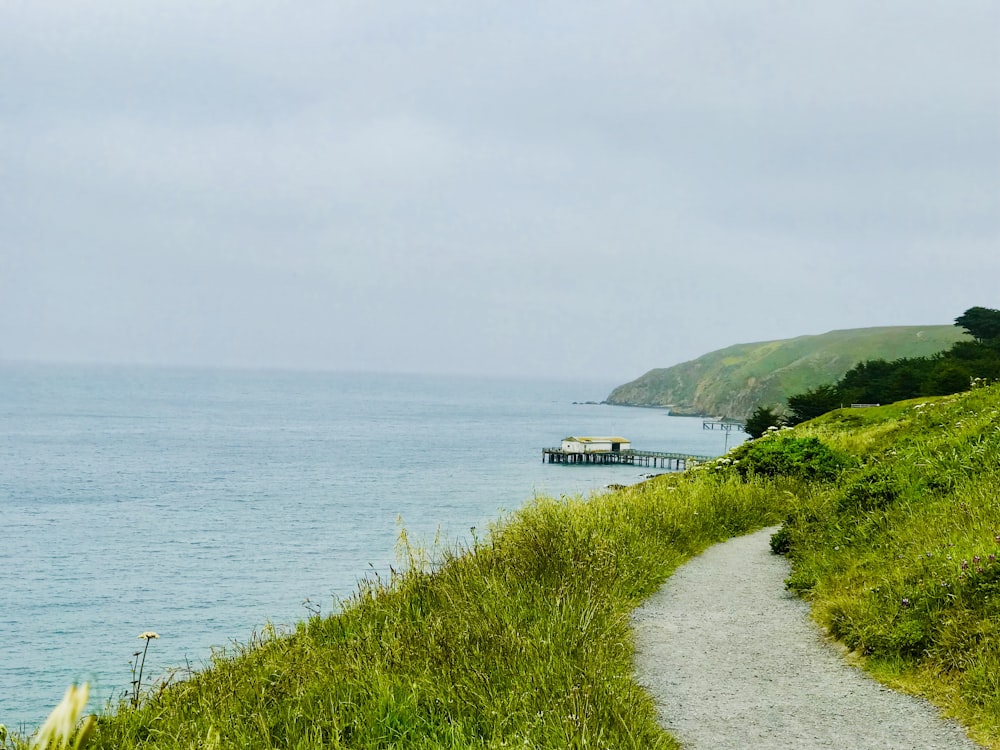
[962,560,969,571]
[974,555,981,564]
[30,683,95,750]
[901,598,911,608]
[989,554,995,563]
[132,631,160,708]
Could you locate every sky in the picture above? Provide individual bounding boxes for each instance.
[1,1,998,382]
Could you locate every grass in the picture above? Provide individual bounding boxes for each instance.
[22,475,787,749]
[14,381,1000,748]
[762,382,1000,748]
[606,324,968,417]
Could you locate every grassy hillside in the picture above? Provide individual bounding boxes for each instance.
[773,384,1000,747]
[16,382,1000,749]
[606,325,969,419]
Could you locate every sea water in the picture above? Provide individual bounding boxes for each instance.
[0,364,742,728]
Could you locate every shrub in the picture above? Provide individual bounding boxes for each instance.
[733,436,847,482]
[769,526,792,555]
[836,464,903,515]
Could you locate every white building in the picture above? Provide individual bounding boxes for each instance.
[560,436,631,454]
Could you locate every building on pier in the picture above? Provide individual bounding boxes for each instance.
[544,436,712,471]
[560,436,631,454]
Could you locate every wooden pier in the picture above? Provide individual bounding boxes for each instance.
[542,447,713,471]
[702,419,746,432]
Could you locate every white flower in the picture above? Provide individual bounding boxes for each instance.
[138,631,159,640]
[31,683,91,750]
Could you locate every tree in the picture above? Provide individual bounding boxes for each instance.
[838,359,894,405]
[926,360,972,395]
[744,406,785,439]
[787,384,841,424]
[955,306,1000,343]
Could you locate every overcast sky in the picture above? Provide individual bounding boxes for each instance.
[1,1,997,381]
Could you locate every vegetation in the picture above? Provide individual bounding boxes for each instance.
[20,477,788,749]
[605,326,967,420]
[957,306,1000,343]
[743,405,786,439]
[13,378,1000,748]
[770,382,1000,747]
[783,308,1000,425]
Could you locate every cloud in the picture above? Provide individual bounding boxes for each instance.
[1,0,997,378]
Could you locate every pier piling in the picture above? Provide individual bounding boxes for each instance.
[542,447,713,471]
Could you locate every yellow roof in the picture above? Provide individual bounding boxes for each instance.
[563,436,630,443]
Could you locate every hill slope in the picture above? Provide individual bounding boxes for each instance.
[605,326,969,419]
[29,385,1000,749]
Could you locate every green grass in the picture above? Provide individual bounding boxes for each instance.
[606,324,968,418]
[15,381,1000,748]
[760,382,1000,748]
[33,475,784,749]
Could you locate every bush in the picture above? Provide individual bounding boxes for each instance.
[733,436,847,482]
[837,464,903,515]
[769,526,792,555]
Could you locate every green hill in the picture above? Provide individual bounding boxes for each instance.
[605,325,969,419]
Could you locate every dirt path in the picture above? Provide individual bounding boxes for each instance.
[632,527,984,749]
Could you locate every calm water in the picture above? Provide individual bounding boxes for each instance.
[0,364,742,728]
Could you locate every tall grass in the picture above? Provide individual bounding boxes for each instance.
[769,383,1000,747]
[60,474,787,749]
[16,382,1000,747]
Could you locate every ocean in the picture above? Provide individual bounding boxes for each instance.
[0,364,742,728]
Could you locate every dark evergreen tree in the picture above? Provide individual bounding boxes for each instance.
[787,384,841,425]
[955,306,1000,343]
[838,359,895,404]
[926,360,973,395]
[744,406,785,439]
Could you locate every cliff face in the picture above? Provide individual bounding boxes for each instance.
[606,326,969,419]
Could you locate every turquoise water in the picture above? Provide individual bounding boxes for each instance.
[0,364,741,728]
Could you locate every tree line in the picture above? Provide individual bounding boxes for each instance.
[744,307,1000,438]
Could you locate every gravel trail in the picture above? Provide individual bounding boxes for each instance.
[632,527,984,749]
